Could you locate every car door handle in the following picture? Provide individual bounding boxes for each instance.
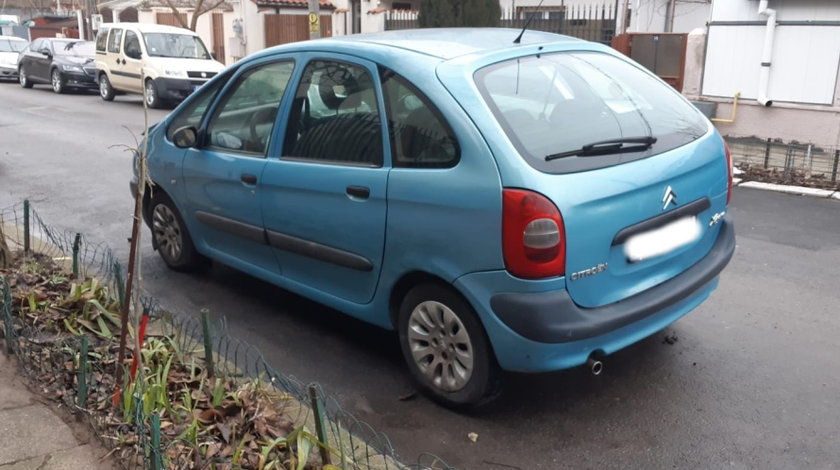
[241,174,257,185]
[346,185,370,200]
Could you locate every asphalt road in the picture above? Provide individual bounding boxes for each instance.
[2,83,839,469]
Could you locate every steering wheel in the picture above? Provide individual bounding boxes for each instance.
[247,106,277,152]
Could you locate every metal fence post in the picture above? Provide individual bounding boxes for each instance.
[23,200,30,254]
[78,336,88,408]
[832,149,839,184]
[114,261,125,308]
[72,233,81,278]
[763,138,771,169]
[150,412,162,470]
[308,384,332,466]
[201,309,215,377]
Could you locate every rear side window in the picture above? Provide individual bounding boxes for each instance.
[107,29,123,53]
[475,52,708,174]
[380,69,459,168]
[95,28,109,51]
[283,60,383,167]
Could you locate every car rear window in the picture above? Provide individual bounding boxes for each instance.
[474,52,708,174]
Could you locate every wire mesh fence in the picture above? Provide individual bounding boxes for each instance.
[0,200,455,470]
[726,136,840,190]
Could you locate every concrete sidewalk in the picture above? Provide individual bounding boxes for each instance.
[0,353,114,470]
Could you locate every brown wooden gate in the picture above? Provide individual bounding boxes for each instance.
[264,14,332,48]
[212,12,225,64]
[156,12,188,28]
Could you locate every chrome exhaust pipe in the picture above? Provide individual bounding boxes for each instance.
[586,356,603,376]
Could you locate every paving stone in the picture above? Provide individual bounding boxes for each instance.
[0,406,78,465]
[0,444,112,470]
[0,354,33,411]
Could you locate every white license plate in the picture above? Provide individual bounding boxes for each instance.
[624,216,701,263]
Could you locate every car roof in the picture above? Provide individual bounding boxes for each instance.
[257,28,584,63]
[97,22,197,35]
[0,36,26,41]
[335,28,583,60]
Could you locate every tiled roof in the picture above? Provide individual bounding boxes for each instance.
[254,0,334,8]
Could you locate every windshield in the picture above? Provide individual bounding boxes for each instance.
[475,52,708,174]
[0,38,26,52]
[143,33,210,59]
[54,40,95,56]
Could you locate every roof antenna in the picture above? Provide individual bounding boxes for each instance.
[513,0,546,44]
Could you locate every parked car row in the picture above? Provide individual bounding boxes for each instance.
[6,22,225,108]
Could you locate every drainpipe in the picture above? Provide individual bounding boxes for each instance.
[757,0,776,107]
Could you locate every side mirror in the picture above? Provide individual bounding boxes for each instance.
[40,48,52,58]
[126,49,141,60]
[172,126,198,148]
[210,51,217,60]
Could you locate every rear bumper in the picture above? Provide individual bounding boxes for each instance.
[455,218,735,372]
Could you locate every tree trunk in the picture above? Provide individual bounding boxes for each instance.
[0,217,10,268]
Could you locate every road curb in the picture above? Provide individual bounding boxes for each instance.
[734,180,839,201]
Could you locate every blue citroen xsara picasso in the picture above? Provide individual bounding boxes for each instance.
[132,29,735,407]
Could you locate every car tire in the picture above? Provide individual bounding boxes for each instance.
[51,69,65,94]
[149,193,207,272]
[398,283,502,409]
[19,66,32,88]
[144,78,161,109]
[99,74,115,101]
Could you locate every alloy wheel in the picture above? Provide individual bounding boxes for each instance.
[51,70,63,93]
[407,300,475,392]
[152,204,183,262]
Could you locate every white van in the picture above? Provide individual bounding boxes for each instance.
[94,22,225,108]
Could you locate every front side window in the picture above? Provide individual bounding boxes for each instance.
[205,61,295,155]
[124,31,141,59]
[380,69,459,168]
[143,33,210,59]
[283,60,383,166]
[167,69,234,141]
[107,29,123,53]
[475,52,708,174]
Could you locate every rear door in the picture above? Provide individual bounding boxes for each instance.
[259,55,389,304]
[105,28,126,90]
[469,49,728,308]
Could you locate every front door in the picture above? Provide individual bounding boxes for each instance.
[261,56,389,304]
[181,59,296,274]
[121,30,144,93]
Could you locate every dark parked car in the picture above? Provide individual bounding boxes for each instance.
[18,38,97,93]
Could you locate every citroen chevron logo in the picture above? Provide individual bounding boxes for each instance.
[662,186,677,210]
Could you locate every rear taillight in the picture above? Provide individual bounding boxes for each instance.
[724,138,733,205]
[502,189,566,279]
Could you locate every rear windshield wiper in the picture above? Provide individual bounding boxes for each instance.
[545,136,657,161]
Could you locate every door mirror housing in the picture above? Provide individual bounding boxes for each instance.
[172,126,198,148]
[210,51,217,60]
[126,48,141,60]
[39,48,52,58]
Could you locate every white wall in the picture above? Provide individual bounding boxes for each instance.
[703,0,840,105]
